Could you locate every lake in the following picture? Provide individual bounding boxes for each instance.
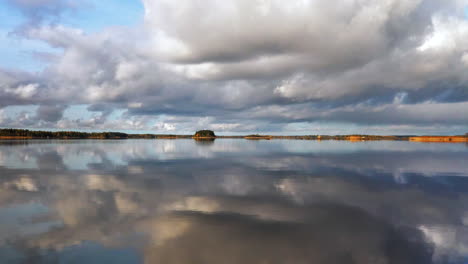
[0,139,467,264]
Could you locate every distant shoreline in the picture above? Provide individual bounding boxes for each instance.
[0,129,467,143]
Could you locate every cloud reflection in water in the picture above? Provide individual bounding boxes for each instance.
[0,139,467,263]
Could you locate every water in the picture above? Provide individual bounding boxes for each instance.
[0,139,467,264]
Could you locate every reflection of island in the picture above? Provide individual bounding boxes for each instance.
[194,138,216,146]
[1,128,468,143]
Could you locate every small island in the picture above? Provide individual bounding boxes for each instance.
[244,134,273,140]
[193,130,216,139]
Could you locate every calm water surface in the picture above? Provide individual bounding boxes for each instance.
[0,139,468,264]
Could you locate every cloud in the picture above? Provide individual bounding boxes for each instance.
[144,209,433,264]
[1,0,468,132]
[6,0,83,29]
[36,104,66,122]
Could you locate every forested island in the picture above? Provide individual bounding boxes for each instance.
[193,130,216,138]
[0,128,467,142]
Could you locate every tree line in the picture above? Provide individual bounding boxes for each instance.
[0,129,128,139]
[0,129,194,139]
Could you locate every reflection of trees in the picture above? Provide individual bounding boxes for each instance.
[194,138,215,146]
[0,140,31,146]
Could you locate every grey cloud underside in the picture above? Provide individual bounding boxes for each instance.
[1,0,468,131]
[37,104,66,122]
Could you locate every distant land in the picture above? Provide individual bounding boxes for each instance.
[0,129,467,143]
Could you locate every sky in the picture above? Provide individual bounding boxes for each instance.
[0,0,468,135]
